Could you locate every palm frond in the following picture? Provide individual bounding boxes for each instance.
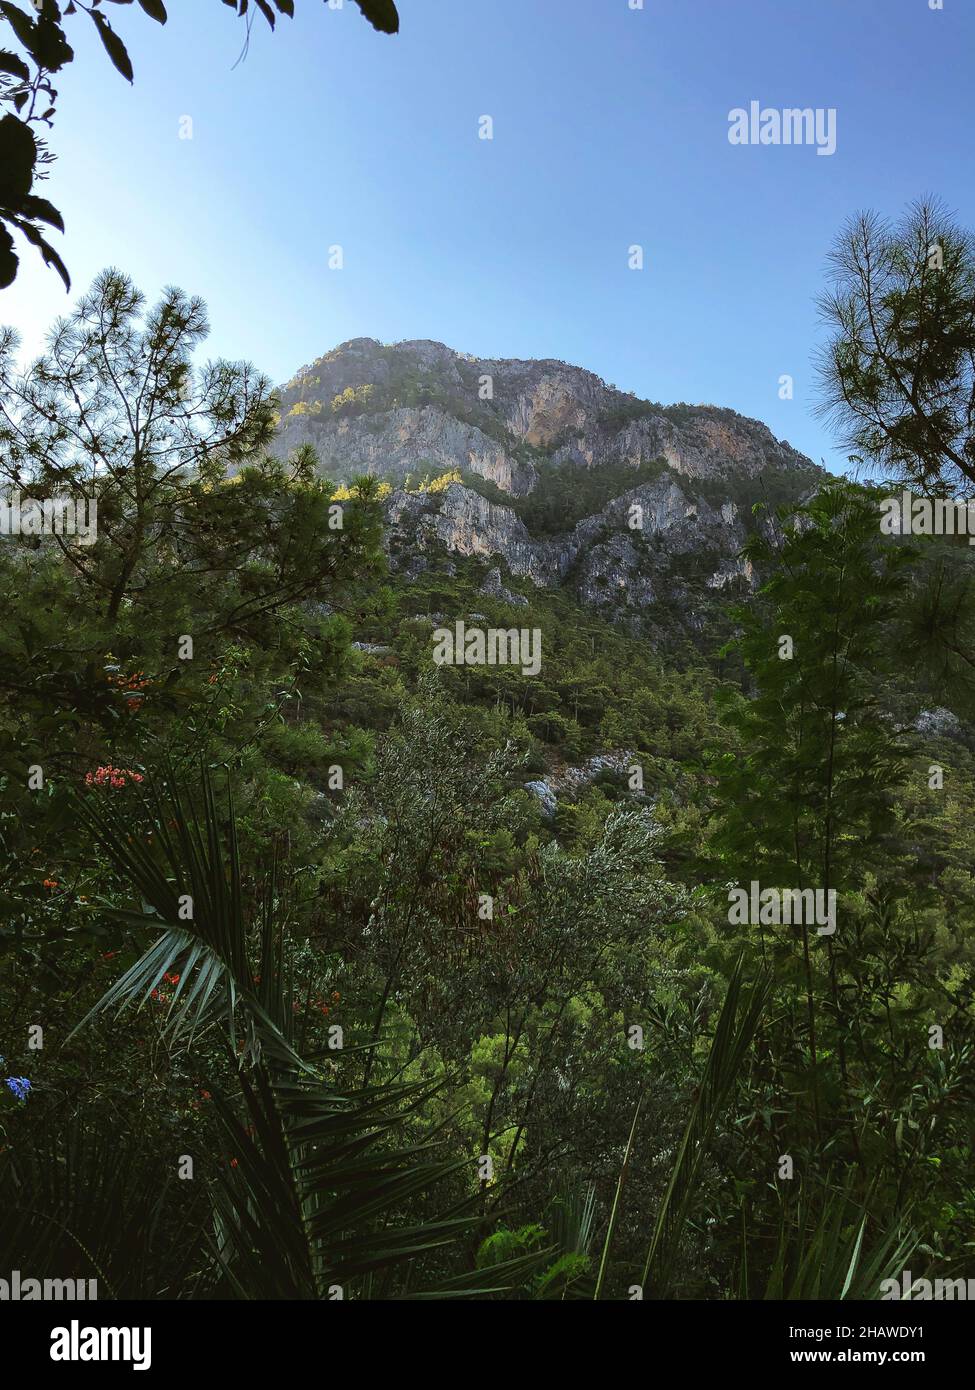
[594,1094,643,1299]
[69,763,306,1072]
[0,1117,207,1299]
[760,1177,918,1300]
[642,956,771,1296]
[68,761,536,1299]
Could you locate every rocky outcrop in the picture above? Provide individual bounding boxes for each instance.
[524,780,559,819]
[275,337,820,496]
[279,404,536,497]
[274,337,823,636]
[915,708,964,740]
[385,474,754,616]
[550,407,810,481]
[480,566,529,607]
[523,752,649,820]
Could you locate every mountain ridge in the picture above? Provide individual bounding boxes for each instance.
[275,336,821,488]
[272,337,826,640]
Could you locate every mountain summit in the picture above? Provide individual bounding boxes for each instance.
[274,338,824,638]
[276,337,819,496]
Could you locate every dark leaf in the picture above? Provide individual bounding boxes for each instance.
[18,191,64,230]
[0,1,73,70]
[0,112,37,203]
[0,47,30,80]
[88,9,134,82]
[9,214,70,290]
[355,0,399,34]
[0,220,18,289]
[0,3,37,57]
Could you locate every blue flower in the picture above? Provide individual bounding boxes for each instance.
[5,1076,31,1102]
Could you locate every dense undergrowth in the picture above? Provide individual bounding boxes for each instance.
[1,272,974,1300]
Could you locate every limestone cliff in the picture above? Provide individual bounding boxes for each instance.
[274,337,823,634]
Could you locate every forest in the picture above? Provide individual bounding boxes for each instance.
[1,197,974,1299]
[0,0,973,1316]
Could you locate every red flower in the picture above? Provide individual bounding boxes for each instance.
[84,765,145,790]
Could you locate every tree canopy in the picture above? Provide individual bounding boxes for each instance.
[816,198,975,495]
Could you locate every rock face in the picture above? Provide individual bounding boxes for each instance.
[915,708,964,740]
[277,337,817,490]
[274,337,824,634]
[480,566,529,607]
[523,753,649,820]
[523,780,559,819]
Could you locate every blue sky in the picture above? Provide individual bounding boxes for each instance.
[4,0,973,473]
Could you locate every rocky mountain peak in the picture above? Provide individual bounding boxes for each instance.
[272,337,825,639]
[276,336,818,492]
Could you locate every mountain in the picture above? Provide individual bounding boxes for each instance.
[273,338,826,638]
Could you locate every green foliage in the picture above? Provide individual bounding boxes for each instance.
[816,198,975,493]
[701,480,975,1289]
[466,457,674,537]
[5,762,534,1299]
[330,383,377,417]
[2,265,975,1302]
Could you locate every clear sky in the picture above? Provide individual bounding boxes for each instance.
[4,0,973,473]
